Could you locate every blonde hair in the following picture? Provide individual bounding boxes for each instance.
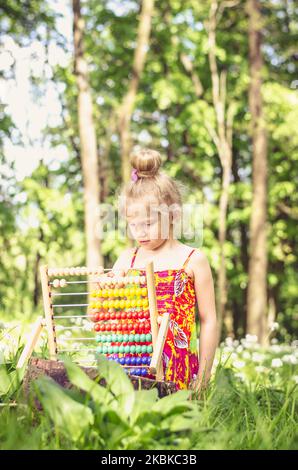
[122,148,183,210]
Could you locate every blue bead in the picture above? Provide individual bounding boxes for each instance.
[136,357,142,365]
[125,356,131,365]
[135,368,141,375]
[119,357,125,365]
[141,368,147,376]
[130,356,136,365]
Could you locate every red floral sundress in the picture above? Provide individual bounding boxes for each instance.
[127,247,199,391]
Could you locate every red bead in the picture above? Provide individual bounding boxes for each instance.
[94,323,101,331]
[127,312,132,320]
[99,313,105,321]
[106,323,111,331]
[105,313,110,321]
[121,312,126,319]
[116,312,121,320]
[110,312,116,320]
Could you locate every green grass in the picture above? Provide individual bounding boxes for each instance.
[0,322,297,450]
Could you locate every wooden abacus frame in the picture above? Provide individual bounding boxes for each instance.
[17,262,170,382]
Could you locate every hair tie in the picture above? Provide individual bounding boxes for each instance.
[131,168,139,182]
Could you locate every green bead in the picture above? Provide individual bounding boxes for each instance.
[146,334,152,342]
[124,345,130,353]
[130,345,136,353]
[96,346,102,353]
[95,335,101,343]
[141,345,147,353]
[123,334,129,342]
[140,334,146,342]
[113,346,119,353]
[102,346,108,354]
[111,334,117,342]
[129,334,134,342]
[134,334,140,342]
[108,346,113,354]
[136,345,141,353]
[147,345,153,353]
[119,345,124,353]
[106,335,111,343]
[117,334,123,342]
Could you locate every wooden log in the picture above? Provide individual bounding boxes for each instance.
[23,358,177,408]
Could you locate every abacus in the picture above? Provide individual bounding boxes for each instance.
[17,262,170,382]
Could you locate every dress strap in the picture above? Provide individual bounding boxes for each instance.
[130,246,139,268]
[182,248,196,270]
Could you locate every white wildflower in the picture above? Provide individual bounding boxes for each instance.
[282,354,298,365]
[233,360,245,369]
[271,358,283,368]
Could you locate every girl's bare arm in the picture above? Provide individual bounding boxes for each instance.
[191,249,218,391]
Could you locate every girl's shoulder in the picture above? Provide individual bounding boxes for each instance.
[186,247,213,283]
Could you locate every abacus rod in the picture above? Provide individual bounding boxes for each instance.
[54,315,90,319]
[58,348,96,352]
[56,325,92,330]
[52,303,89,307]
[51,292,89,296]
[58,337,96,341]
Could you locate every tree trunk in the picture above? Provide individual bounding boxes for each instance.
[117,0,155,185]
[73,0,102,269]
[246,0,268,345]
[208,0,235,340]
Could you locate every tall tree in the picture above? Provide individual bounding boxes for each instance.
[117,0,155,184]
[246,0,268,344]
[73,0,102,268]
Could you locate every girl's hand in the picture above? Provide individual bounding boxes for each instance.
[187,376,209,401]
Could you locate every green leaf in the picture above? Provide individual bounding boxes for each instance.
[129,388,158,426]
[96,355,135,420]
[34,375,94,442]
[62,356,117,410]
[151,390,193,415]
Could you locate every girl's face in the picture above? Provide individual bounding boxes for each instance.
[126,201,172,250]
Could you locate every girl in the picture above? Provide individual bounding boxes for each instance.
[112,148,218,397]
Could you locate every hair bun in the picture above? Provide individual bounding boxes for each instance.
[130,148,162,178]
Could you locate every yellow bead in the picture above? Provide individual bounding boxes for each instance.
[96,301,101,309]
[119,288,125,297]
[135,287,142,296]
[142,298,148,308]
[124,288,130,297]
[102,289,108,298]
[114,299,120,309]
[103,300,109,309]
[114,288,119,298]
[131,299,136,308]
[125,299,131,309]
[130,287,136,297]
[119,299,125,309]
[137,299,142,308]
[107,289,113,298]
[108,300,114,308]
[91,290,97,297]
[141,287,147,297]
